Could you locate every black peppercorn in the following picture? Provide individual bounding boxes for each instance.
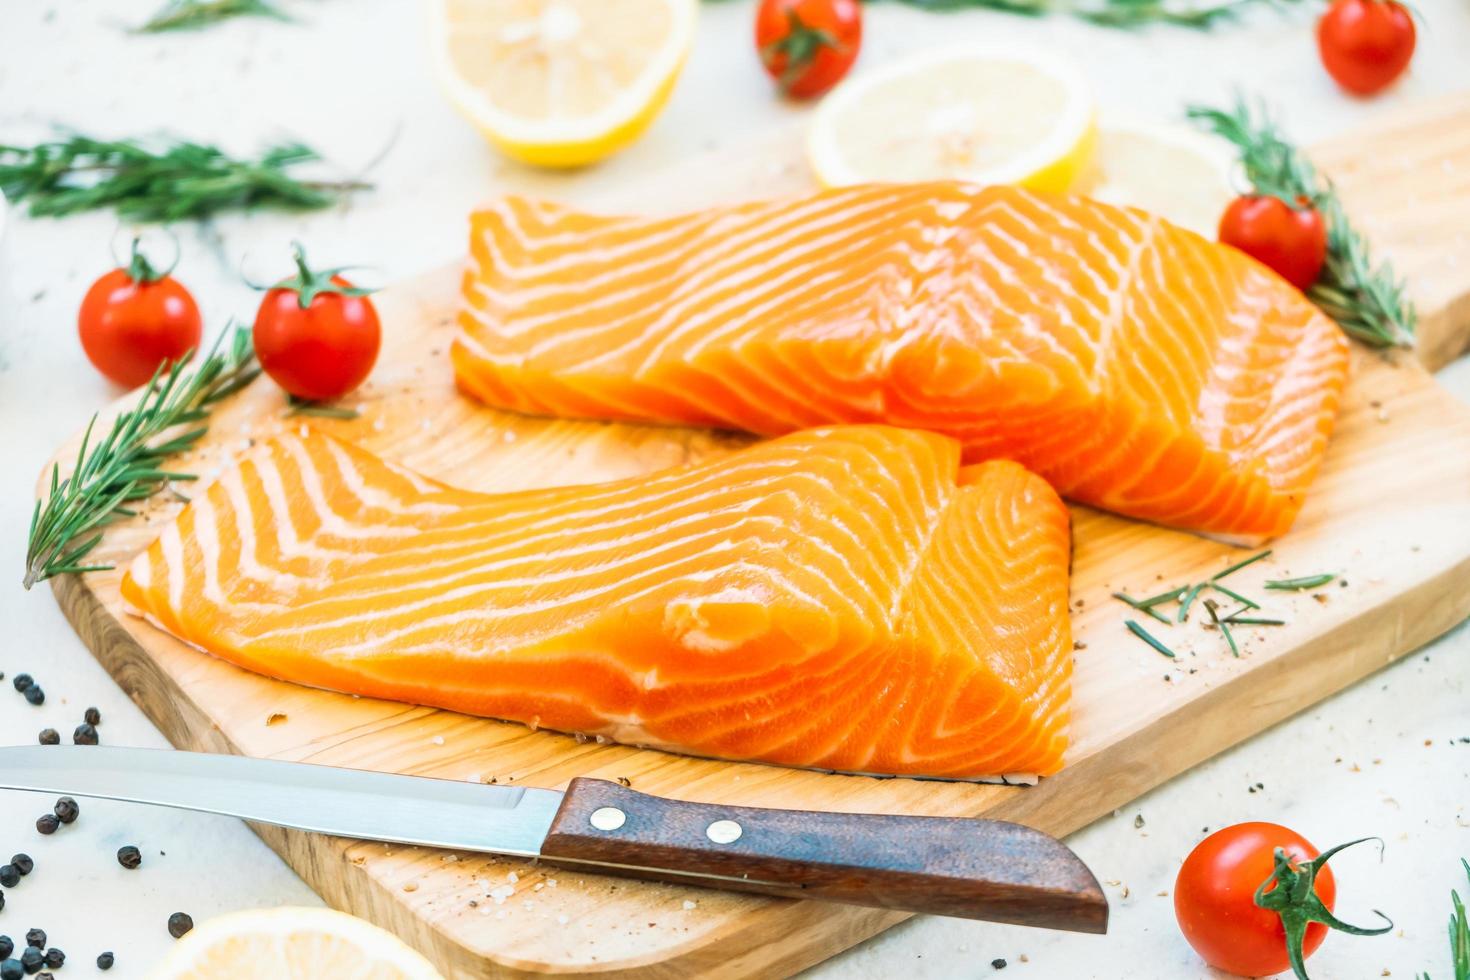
[21,687,42,707]
[71,724,98,746]
[0,868,16,889]
[40,950,60,969]
[17,947,40,975]
[10,675,31,693]
[116,846,141,870]
[0,937,11,959]
[167,912,193,938]
[35,730,57,747]
[84,707,101,726]
[96,951,114,970]
[0,959,20,980]
[21,932,41,952]
[0,894,5,913]
[35,974,51,980]
[8,857,30,879]
[33,815,57,836]
[52,798,77,825]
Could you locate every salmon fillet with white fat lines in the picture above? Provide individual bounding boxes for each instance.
[120,426,1073,778]
[453,182,1351,542]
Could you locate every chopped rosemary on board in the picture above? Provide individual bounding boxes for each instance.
[1126,619,1177,658]
[0,136,370,222]
[23,328,259,590]
[1187,99,1416,349]
[1111,551,1337,659]
[1265,573,1338,591]
[134,0,290,32]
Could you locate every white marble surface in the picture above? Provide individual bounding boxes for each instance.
[1,1,1468,976]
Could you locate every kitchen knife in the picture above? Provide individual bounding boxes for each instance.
[0,746,1106,933]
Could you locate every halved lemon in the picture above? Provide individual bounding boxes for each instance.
[807,45,1097,193]
[150,906,444,979]
[1074,118,1236,238]
[430,0,697,168]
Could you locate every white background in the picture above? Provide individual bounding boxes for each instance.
[1,1,1468,976]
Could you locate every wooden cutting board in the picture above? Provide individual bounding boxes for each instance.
[43,93,1470,978]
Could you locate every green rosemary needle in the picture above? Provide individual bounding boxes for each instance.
[1126,619,1177,658]
[1187,98,1416,348]
[1264,573,1337,591]
[134,0,291,33]
[1211,549,1273,582]
[23,327,259,590]
[0,136,371,222]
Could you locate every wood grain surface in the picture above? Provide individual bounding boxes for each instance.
[41,96,1470,977]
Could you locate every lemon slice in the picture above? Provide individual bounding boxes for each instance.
[807,45,1097,193]
[430,0,697,168]
[1076,119,1236,238]
[150,907,444,979]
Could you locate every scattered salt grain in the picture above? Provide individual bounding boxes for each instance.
[431,735,445,746]
[556,914,570,925]
[546,879,557,888]
[372,418,386,432]
[502,431,517,443]
[508,871,519,883]
[522,900,535,911]
[682,900,697,911]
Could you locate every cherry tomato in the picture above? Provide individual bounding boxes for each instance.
[252,243,380,403]
[1318,0,1415,96]
[78,240,202,388]
[1175,823,1336,977]
[1218,195,1328,291]
[755,0,862,100]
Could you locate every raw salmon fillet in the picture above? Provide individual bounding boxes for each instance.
[454,182,1351,541]
[120,426,1073,778]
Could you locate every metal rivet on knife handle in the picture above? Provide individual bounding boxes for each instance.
[705,819,742,844]
[589,806,626,831]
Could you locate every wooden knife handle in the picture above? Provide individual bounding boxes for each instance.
[539,778,1107,933]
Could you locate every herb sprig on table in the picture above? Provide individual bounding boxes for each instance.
[0,136,370,222]
[1419,860,1470,980]
[1188,99,1416,348]
[23,328,258,590]
[134,0,290,33]
[709,0,1308,30]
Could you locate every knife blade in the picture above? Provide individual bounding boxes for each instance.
[0,746,1106,933]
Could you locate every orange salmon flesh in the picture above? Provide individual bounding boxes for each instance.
[120,427,1072,779]
[454,182,1350,541]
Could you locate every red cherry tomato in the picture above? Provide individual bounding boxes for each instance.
[1318,0,1415,96]
[755,0,862,100]
[1175,823,1336,977]
[1218,195,1328,290]
[78,240,202,388]
[252,244,380,403]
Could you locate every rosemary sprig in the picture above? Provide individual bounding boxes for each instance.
[1187,98,1416,348]
[135,0,290,32]
[710,0,1307,30]
[0,136,370,222]
[23,327,259,590]
[1211,582,1261,610]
